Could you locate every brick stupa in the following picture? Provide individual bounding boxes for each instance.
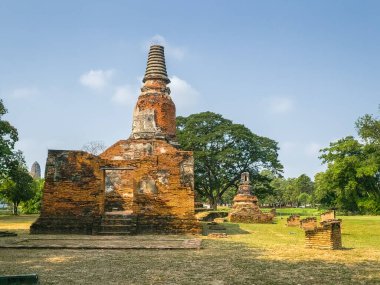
[228,172,275,223]
[31,45,200,235]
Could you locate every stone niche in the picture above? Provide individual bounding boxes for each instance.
[228,172,275,223]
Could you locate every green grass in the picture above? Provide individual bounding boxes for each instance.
[0,214,379,284]
[265,207,324,216]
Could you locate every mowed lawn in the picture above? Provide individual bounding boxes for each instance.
[0,214,379,285]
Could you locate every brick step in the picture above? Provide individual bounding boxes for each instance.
[101,219,136,225]
[102,214,136,220]
[97,231,135,236]
[100,225,136,232]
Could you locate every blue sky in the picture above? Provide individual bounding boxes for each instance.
[1,0,379,178]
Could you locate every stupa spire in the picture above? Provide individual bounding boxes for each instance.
[143,45,170,84]
[131,44,177,143]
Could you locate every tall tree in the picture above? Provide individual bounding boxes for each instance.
[316,110,380,214]
[0,153,34,215]
[296,174,314,195]
[177,112,283,209]
[20,178,45,214]
[0,99,18,178]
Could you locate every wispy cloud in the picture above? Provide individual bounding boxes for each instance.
[144,35,185,60]
[111,85,138,105]
[11,87,40,99]
[169,75,199,110]
[79,69,114,90]
[280,141,297,152]
[304,142,322,157]
[267,97,294,114]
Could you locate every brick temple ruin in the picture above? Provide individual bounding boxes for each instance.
[31,45,200,235]
[299,210,342,250]
[228,172,275,223]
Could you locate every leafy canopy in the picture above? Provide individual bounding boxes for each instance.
[315,112,380,214]
[177,111,283,209]
[0,99,19,178]
[0,153,35,214]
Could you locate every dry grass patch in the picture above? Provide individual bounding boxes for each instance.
[0,214,379,284]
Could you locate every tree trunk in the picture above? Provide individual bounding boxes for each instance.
[13,202,18,215]
[208,197,218,210]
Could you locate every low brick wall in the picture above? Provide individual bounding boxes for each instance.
[136,215,201,234]
[31,150,104,234]
[300,217,317,230]
[286,214,300,227]
[320,210,336,222]
[305,220,342,250]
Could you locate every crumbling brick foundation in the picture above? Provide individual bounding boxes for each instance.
[320,210,336,222]
[286,214,301,227]
[300,217,317,231]
[305,220,342,250]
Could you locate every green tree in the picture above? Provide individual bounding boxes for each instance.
[297,192,311,207]
[269,174,314,207]
[21,178,44,214]
[252,169,276,204]
[356,113,380,144]
[296,174,314,195]
[269,176,287,207]
[317,112,380,214]
[177,112,283,209]
[314,171,336,207]
[0,154,34,215]
[0,99,19,178]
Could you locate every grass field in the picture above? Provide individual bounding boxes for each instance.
[0,214,379,284]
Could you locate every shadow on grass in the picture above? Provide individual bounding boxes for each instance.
[201,222,250,236]
[0,238,378,285]
[340,247,354,250]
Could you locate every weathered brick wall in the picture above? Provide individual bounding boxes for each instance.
[132,93,176,140]
[30,150,104,234]
[305,220,342,250]
[300,217,317,230]
[320,210,336,222]
[100,139,200,233]
[286,214,301,227]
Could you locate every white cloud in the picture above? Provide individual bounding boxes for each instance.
[11,87,39,99]
[145,35,185,60]
[268,97,294,114]
[304,142,322,157]
[280,141,297,153]
[169,75,199,109]
[80,69,114,90]
[112,85,138,105]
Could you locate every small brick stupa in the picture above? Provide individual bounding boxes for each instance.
[228,172,275,223]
